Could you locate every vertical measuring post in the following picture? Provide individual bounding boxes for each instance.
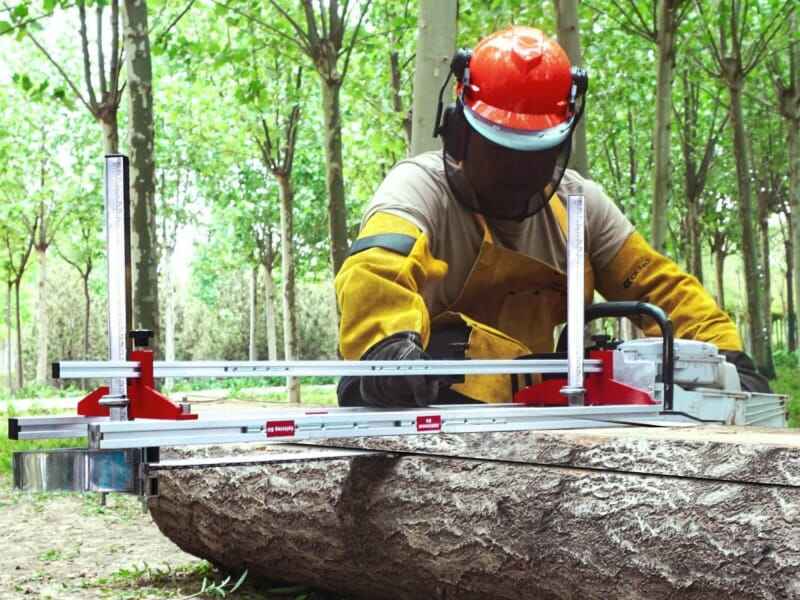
[561,189,586,405]
[100,155,133,420]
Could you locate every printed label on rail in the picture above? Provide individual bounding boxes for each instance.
[416,415,442,432]
[266,420,296,438]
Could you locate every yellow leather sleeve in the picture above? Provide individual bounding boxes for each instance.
[335,212,448,359]
[596,232,742,351]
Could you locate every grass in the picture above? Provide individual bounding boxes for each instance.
[227,386,337,406]
[100,560,342,599]
[0,382,85,401]
[0,404,85,478]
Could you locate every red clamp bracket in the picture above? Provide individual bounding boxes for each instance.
[77,350,197,420]
[514,350,656,407]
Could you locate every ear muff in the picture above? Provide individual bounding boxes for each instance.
[441,103,469,161]
[569,67,589,121]
[433,48,473,158]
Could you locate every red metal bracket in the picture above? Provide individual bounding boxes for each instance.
[76,350,197,420]
[514,350,656,407]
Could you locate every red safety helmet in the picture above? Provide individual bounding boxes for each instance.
[434,26,588,220]
[459,26,577,151]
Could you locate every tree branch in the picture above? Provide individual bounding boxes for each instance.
[585,0,653,41]
[212,0,310,55]
[97,3,107,95]
[627,0,655,39]
[25,30,93,114]
[156,0,197,46]
[110,0,121,98]
[743,0,793,76]
[317,0,328,41]
[77,0,98,108]
[269,0,313,47]
[692,0,724,69]
[300,0,320,54]
[340,0,372,82]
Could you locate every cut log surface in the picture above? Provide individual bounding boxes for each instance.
[149,426,800,600]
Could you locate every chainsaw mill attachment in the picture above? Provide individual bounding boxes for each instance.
[7,156,788,497]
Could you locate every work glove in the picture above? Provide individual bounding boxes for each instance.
[722,351,772,393]
[359,332,444,408]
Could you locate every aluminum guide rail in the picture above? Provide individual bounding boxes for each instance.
[80,403,667,450]
[10,403,671,447]
[54,358,605,380]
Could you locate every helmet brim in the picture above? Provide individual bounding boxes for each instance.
[464,104,573,152]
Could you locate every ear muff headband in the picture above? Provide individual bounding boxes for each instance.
[433,48,472,139]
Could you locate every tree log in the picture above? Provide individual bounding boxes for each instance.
[149,427,800,599]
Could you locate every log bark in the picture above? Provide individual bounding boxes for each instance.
[149,427,800,599]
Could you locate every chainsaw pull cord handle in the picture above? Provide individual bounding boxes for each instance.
[556,301,674,412]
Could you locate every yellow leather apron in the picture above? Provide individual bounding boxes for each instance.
[431,198,595,403]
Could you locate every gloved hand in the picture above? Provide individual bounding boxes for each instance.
[722,350,772,393]
[359,332,444,408]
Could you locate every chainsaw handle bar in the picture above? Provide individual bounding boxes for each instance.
[556,301,674,412]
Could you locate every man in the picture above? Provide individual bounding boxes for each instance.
[335,26,768,408]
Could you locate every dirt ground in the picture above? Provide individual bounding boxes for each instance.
[0,476,204,599]
[0,396,339,599]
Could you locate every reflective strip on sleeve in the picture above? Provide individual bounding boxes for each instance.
[348,233,417,257]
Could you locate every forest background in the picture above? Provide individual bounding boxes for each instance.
[0,0,797,409]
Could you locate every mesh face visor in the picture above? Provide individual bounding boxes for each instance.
[444,122,573,221]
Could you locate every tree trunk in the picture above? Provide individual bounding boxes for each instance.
[248,266,258,362]
[554,0,588,176]
[6,282,13,393]
[650,0,679,254]
[150,427,800,600]
[782,8,800,358]
[389,50,412,151]
[409,0,457,157]
[164,247,176,391]
[14,280,23,390]
[100,114,119,154]
[728,84,772,377]
[687,196,703,282]
[277,175,300,404]
[263,266,279,361]
[82,274,91,359]
[35,246,48,385]
[757,189,772,361]
[80,271,91,390]
[790,117,799,354]
[787,218,797,352]
[123,0,160,352]
[320,79,349,276]
[715,250,726,310]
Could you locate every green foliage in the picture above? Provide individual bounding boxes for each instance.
[0,407,84,477]
[0,0,795,403]
[773,350,799,427]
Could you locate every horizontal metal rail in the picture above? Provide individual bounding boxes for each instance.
[8,415,111,440]
[54,358,604,380]
[82,403,669,450]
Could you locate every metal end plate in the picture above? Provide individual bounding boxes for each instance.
[13,448,141,494]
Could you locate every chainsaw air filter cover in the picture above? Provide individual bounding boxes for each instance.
[613,338,741,392]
